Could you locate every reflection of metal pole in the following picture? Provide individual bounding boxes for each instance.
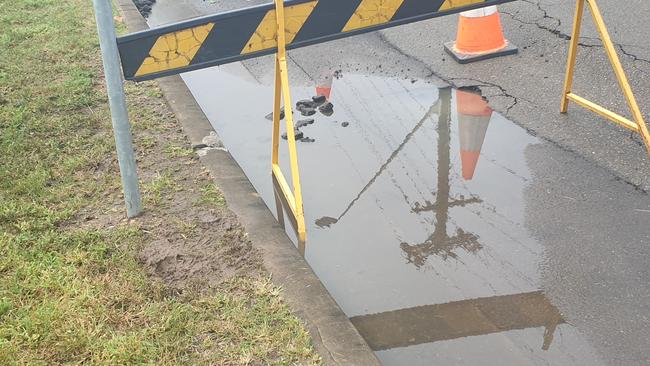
[92,0,142,217]
[435,87,452,245]
[401,88,481,267]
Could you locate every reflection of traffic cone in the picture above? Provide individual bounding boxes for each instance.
[315,71,333,100]
[444,6,518,64]
[457,89,491,180]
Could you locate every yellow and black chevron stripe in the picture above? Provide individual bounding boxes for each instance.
[118,0,513,81]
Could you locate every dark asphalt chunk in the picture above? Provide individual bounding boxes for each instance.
[299,108,316,117]
[281,129,304,140]
[297,99,318,109]
[296,99,318,116]
[265,107,285,121]
[296,119,315,128]
[312,95,327,105]
[319,102,334,117]
[133,0,156,17]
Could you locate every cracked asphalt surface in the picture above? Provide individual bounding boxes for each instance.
[148,0,650,192]
[183,0,650,190]
[380,0,650,190]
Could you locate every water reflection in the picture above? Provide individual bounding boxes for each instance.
[401,88,483,267]
[351,291,564,351]
[180,65,612,365]
[148,1,650,363]
[315,96,440,229]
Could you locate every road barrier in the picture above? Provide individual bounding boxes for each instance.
[95,0,650,235]
[561,0,650,157]
[117,0,518,81]
[271,0,307,242]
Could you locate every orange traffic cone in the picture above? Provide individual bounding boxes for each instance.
[315,71,333,100]
[457,89,491,180]
[444,6,517,64]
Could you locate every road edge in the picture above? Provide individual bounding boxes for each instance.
[114,1,381,364]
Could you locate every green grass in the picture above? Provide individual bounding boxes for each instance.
[0,0,320,364]
[142,170,180,205]
[199,182,227,207]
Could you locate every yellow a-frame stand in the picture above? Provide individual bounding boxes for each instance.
[271,0,306,242]
[561,0,650,157]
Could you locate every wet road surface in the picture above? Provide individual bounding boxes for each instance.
[146,2,650,365]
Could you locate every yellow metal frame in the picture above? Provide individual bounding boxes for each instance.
[561,0,650,157]
[271,0,307,242]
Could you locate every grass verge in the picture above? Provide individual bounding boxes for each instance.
[0,0,320,364]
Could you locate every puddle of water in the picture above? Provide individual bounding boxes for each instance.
[180,64,609,365]
[144,2,650,364]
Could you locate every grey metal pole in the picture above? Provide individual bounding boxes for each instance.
[92,0,143,217]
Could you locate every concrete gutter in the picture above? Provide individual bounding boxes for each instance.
[114,1,380,364]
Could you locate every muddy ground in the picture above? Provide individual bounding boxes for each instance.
[75,80,263,291]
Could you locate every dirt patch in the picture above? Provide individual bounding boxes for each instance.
[74,80,263,290]
[138,208,260,289]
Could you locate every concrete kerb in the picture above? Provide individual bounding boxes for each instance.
[114,0,380,364]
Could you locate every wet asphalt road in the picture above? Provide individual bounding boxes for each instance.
[144,0,650,190]
[381,0,650,191]
[145,1,650,365]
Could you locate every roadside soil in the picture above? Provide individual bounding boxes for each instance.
[74,79,263,291]
[0,0,320,363]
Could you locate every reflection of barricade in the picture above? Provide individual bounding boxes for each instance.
[401,88,483,268]
[351,291,564,352]
[93,0,649,234]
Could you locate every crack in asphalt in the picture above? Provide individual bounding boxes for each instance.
[376,14,649,192]
[377,0,648,120]
[619,45,650,68]
[376,32,527,116]
[503,0,650,66]
[502,0,570,40]
[448,77,524,115]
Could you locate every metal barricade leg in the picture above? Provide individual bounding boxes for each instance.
[561,0,650,157]
[271,0,307,242]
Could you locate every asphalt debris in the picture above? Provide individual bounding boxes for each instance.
[318,102,334,117]
[296,99,318,109]
[296,99,318,116]
[133,0,156,17]
[265,107,285,121]
[281,129,304,140]
[312,95,327,105]
[296,118,315,128]
[299,108,317,117]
